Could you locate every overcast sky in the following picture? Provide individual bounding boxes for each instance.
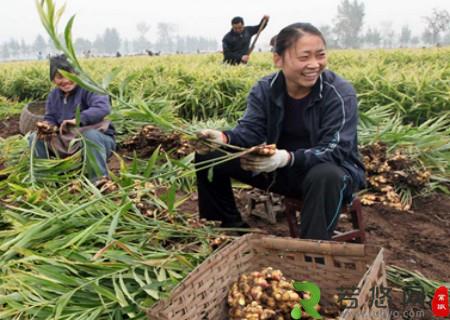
[1,0,449,45]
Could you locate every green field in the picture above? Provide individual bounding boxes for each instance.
[0,28,449,320]
[1,48,449,123]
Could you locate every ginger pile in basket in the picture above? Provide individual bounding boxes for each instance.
[227,267,325,320]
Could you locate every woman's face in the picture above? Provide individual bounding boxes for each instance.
[274,33,327,96]
[53,72,77,93]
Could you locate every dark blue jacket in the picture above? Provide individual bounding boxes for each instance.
[224,70,366,190]
[222,19,266,64]
[44,86,115,137]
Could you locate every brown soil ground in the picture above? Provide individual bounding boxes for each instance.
[169,179,450,287]
[176,190,450,281]
[0,115,20,138]
[238,191,450,283]
[1,117,449,319]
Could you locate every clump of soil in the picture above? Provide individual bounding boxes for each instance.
[36,120,58,140]
[120,125,193,159]
[0,116,20,138]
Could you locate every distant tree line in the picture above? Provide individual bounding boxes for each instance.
[322,2,450,49]
[0,22,218,61]
[1,4,449,61]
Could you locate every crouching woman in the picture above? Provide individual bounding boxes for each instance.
[28,54,116,182]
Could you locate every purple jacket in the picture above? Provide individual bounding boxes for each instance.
[44,86,115,137]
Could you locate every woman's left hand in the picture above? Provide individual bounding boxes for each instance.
[60,119,77,133]
[240,149,291,173]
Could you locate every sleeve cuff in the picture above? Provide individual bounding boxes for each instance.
[292,149,308,169]
[79,114,88,126]
[288,152,295,167]
[222,130,232,144]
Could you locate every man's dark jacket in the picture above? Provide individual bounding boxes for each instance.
[222,19,266,64]
[224,70,366,190]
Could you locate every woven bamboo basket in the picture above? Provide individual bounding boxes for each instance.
[148,234,387,320]
[19,101,46,134]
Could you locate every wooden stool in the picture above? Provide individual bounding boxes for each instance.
[247,190,284,224]
[284,197,366,243]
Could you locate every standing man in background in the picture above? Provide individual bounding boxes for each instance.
[222,15,269,65]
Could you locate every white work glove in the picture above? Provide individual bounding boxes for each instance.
[195,129,227,155]
[240,149,292,173]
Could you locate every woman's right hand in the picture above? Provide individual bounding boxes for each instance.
[195,129,227,155]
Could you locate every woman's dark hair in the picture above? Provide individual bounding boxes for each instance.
[49,54,75,80]
[231,16,244,25]
[269,35,277,52]
[274,23,326,56]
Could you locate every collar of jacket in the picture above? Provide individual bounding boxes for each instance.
[57,85,80,98]
[270,70,324,109]
[230,29,244,36]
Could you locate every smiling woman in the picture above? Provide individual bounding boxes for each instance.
[273,23,327,99]
[195,22,366,240]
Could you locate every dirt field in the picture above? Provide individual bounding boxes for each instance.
[235,191,450,283]
[2,117,449,319]
[0,115,20,138]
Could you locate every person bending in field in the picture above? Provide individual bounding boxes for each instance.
[222,15,269,65]
[28,54,116,183]
[196,23,366,240]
